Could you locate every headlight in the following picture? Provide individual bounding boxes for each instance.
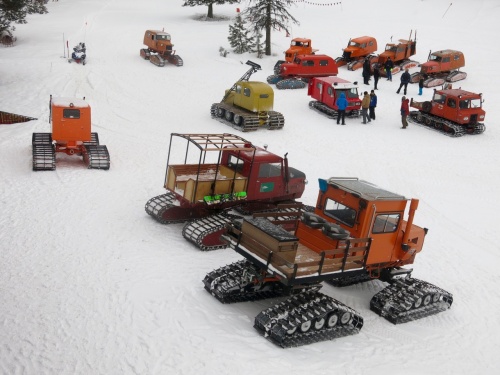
[480,115,485,119]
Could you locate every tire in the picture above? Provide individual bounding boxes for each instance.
[422,101,432,113]
[300,320,312,333]
[423,294,432,306]
[224,110,234,122]
[424,117,433,126]
[340,311,351,325]
[414,297,422,309]
[326,313,339,328]
[217,107,225,118]
[233,114,243,127]
[314,317,326,330]
[416,112,423,123]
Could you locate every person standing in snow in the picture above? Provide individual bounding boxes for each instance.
[385,57,394,81]
[369,90,377,120]
[397,68,411,95]
[400,96,410,129]
[336,92,348,125]
[418,75,425,95]
[361,91,371,124]
[373,63,380,90]
[362,58,371,85]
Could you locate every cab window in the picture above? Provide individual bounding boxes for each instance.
[63,109,80,119]
[373,213,400,234]
[324,198,356,227]
[258,163,282,178]
[227,155,244,173]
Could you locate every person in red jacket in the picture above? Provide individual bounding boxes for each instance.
[401,96,410,129]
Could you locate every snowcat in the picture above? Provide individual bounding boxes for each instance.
[307,76,361,119]
[409,85,485,136]
[145,133,307,251]
[140,30,183,67]
[267,54,339,89]
[335,36,378,71]
[31,96,110,171]
[374,31,419,76]
[204,177,453,348]
[273,37,319,74]
[410,50,467,87]
[211,61,284,132]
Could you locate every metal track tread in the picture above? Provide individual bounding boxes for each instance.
[309,101,360,120]
[83,132,100,146]
[32,144,55,171]
[210,103,284,132]
[276,78,306,90]
[145,191,186,224]
[409,111,485,137]
[84,145,110,170]
[203,260,288,303]
[370,277,453,324]
[254,291,363,348]
[32,132,52,146]
[182,212,242,251]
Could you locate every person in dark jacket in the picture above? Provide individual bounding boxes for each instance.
[418,75,425,95]
[362,58,371,85]
[384,57,394,81]
[369,90,377,120]
[400,96,410,129]
[397,68,411,95]
[373,63,380,90]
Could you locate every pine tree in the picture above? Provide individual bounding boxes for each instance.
[227,13,253,54]
[251,27,265,58]
[182,0,240,19]
[243,0,299,56]
[1,0,48,36]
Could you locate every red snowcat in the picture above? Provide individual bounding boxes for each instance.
[145,133,307,250]
[307,76,361,120]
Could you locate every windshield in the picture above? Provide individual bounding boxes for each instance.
[459,98,481,109]
[156,34,171,41]
[291,41,303,47]
[429,55,441,62]
[349,41,360,47]
[324,198,356,227]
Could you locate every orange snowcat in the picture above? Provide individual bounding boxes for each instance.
[204,177,453,347]
[335,36,378,71]
[32,96,110,171]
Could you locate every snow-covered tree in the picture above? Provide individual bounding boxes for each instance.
[243,0,299,56]
[228,13,253,54]
[0,0,48,36]
[182,0,240,19]
[251,27,265,58]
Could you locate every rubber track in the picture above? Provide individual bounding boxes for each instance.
[370,277,453,324]
[409,111,485,137]
[254,291,363,348]
[182,212,242,251]
[210,103,284,132]
[203,260,289,303]
[145,191,186,224]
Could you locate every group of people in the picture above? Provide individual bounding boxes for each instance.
[338,56,424,129]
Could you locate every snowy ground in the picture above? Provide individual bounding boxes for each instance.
[1,0,499,374]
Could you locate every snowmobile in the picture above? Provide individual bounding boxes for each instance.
[68,42,86,65]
